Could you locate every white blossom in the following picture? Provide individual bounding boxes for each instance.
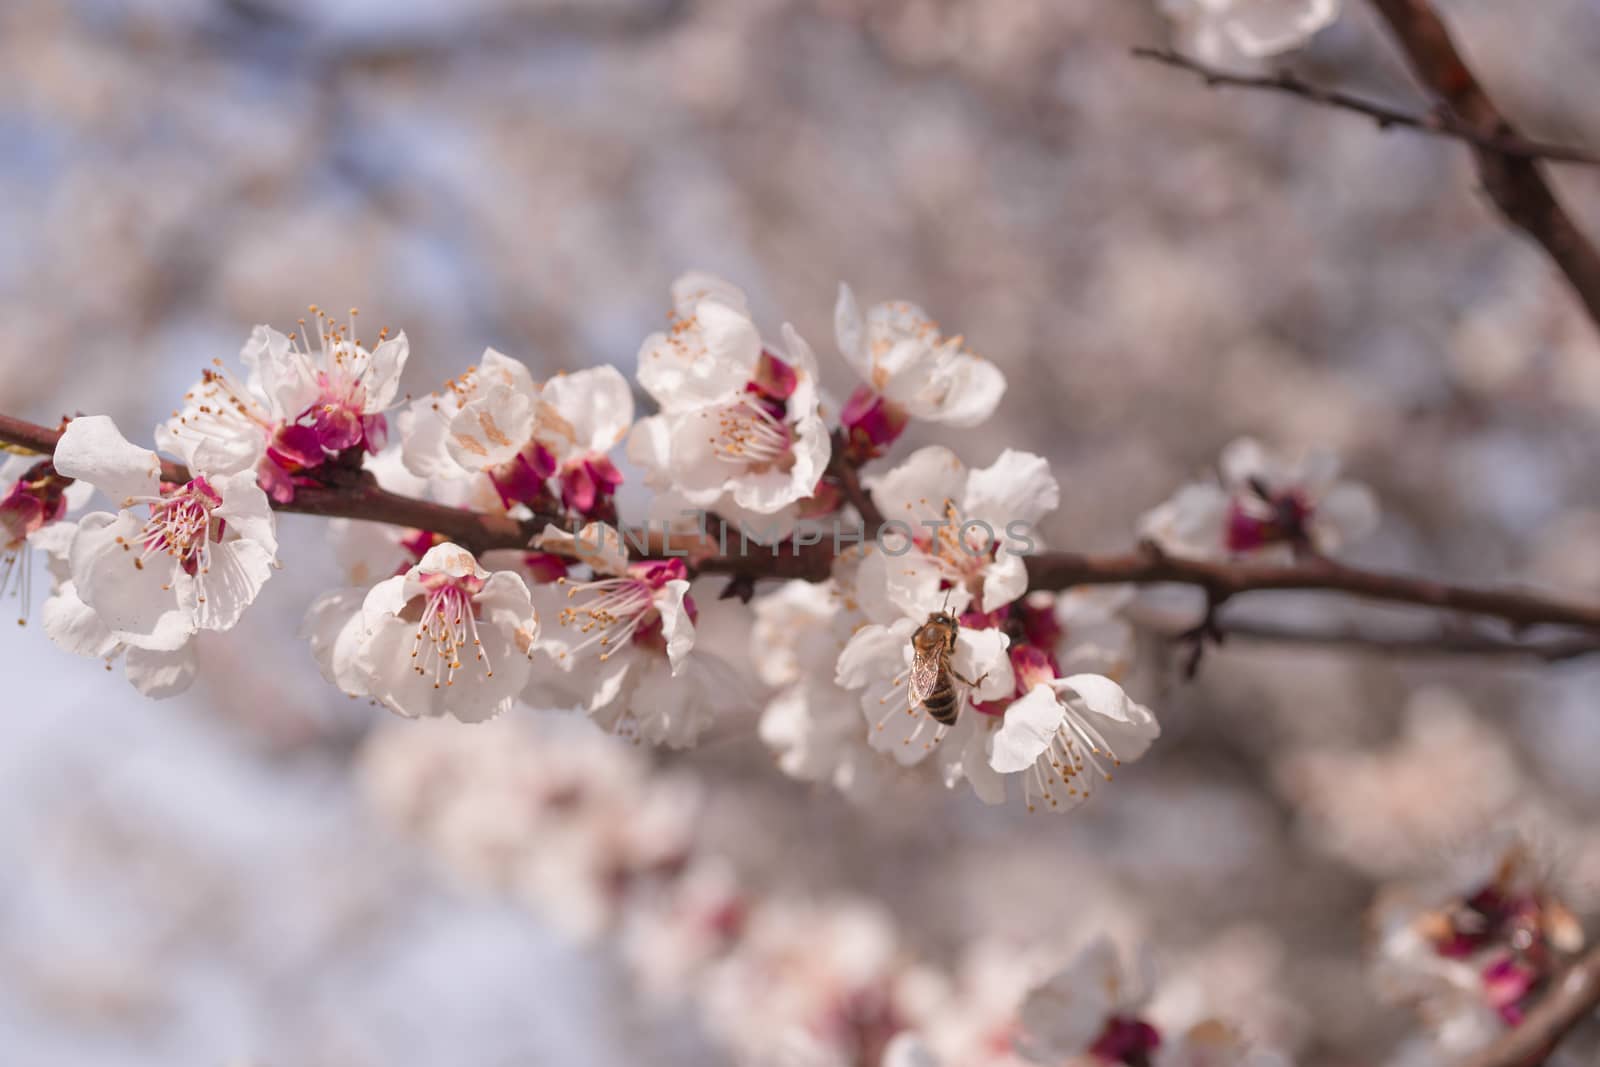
[630,272,830,532]
[835,283,1006,431]
[352,542,537,722]
[1016,937,1161,1065]
[834,614,1015,765]
[54,415,277,651]
[862,445,1060,617]
[529,522,743,747]
[1,451,92,623]
[1138,437,1377,561]
[399,348,540,480]
[753,579,890,798]
[987,675,1161,814]
[159,313,408,502]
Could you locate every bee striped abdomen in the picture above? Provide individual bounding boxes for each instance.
[921,683,960,725]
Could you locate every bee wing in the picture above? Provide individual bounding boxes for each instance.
[907,653,942,711]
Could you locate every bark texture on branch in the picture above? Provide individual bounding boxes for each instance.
[1369,0,1600,333]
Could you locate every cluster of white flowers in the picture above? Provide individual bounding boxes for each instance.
[360,716,1291,1067]
[1369,847,1585,1056]
[6,276,1394,819]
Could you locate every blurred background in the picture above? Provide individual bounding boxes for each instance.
[4,0,1600,1063]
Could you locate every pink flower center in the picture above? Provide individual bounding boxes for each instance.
[521,551,570,584]
[913,502,999,598]
[822,986,904,1067]
[1088,1016,1162,1066]
[135,477,225,578]
[1225,488,1312,553]
[712,399,794,469]
[974,642,1061,717]
[559,456,624,521]
[1433,885,1544,959]
[0,460,74,625]
[488,442,559,511]
[0,460,70,550]
[408,571,492,688]
[555,559,692,663]
[1481,955,1539,1025]
[399,529,448,570]
[841,386,909,462]
[706,350,802,471]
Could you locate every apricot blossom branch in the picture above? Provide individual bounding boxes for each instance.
[10,410,1600,646]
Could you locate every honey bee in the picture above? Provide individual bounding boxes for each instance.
[908,610,987,726]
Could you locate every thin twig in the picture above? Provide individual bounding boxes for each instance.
[1132,47,1600,166]
[1368,0,1600,335]
[1459,941,1600,1067]
[1128,608,1600,663]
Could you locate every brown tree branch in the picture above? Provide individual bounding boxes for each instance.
[1132,47,1600,166]
[1368,0,1600,334]
[1026,545,1600,632]
[1128,608,1600,663]
[1460,941,1600,1067]
[827,429,886,536]
[10,412,1600,642]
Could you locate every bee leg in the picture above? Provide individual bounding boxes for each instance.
[950,668,989,689]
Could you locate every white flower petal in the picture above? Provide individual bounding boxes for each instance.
[535,522,630,576]
[964,449,1060,531]
[835,621,909,690]
[41,579,117,659]
[869,445,969,531]
[125,642,198,699]
[962,724,1010,804]
[69,511,195,650]
[657,579,697,674]
[1224,0,1340,57]
[1314,482,1379,550]
[1138,484,1230,558]
[190,536,274,633]
[53,416,161,506]
[952,627,1013,702]
[543,364,635,454]
[1057,673,1161,763]
[363,332,410,411]
[1219,436,1272,490]
[301,587,370,695]
[928,352,1006,427]
[211,470,277,556]
[415,542,489,580]
[990,685,1065,774]
[1018,937,1124,1059]
[448,383,534,471]
[882,547,958,621]
[882,1033,941,1067]
[241,325,318,421]
[980,550,1029,613]
[670,271,750,317]
[834,282,869,376]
